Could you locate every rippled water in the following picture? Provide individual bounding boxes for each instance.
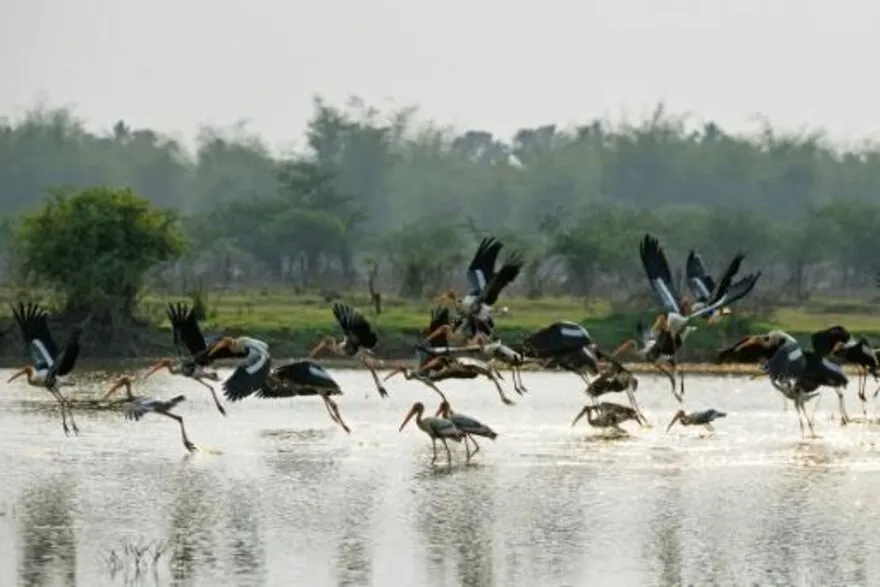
[3,368,880,587]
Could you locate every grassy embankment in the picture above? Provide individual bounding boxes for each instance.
[0,288,877,373]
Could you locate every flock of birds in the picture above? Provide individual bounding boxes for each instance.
[7,235,880,465]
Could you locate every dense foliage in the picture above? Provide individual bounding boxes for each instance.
[2,98,880,305]
[16,187,184,317]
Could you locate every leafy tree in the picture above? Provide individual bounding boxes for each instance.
[16,186,185,318]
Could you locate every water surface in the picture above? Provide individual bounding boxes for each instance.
[2,369,880,587]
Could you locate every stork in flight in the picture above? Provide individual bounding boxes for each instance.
[8,302,88,435]
[208,336,273,404]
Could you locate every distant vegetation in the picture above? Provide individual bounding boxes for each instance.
[0,97,879,357]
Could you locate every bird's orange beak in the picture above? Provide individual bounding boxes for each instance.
[571,406,590,427]
[7,367,29,383]
[666,411,685,432]
[144,358,172,378]
[612,339,635,358]
[208,337,232,357]
[831,340,845,355]
[399,405,418,432]
[733,335,762,352]
[102,377,130,400]
[435,401,451,418]
[308,338,331,359]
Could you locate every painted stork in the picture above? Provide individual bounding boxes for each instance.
[716,330,795,365]
[309,302,387,399]
[419,340,531,395]
[143,303,226,415]
[571,402,645,435]
[586,357,648,425]
[207,336,273,403]
[429,236,523,346]
[613,319,695,402]
[762,339,848,434]
[383,308,453,402]
[638,234,760,396]
[666,409,727,433]
[814,325,880,416]
[123,395,197,454]
[399,401,465,467]
[411,344,515,405]
[514,321,607,386]
[224,359,351,433]
[435,401,497,463]
[8,302,87,435]
[685,249,746,321]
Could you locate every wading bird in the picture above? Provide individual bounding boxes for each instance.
[399,401,465,467]
[586,358,648,424]
[685,249,745,320]
[410,345,515,405]
[435,401,497,463]
[666,409,727,433]
[638,234,761,399]
[309,302,387,399]
[641,235,761,339]
[143,303,225,414]
[225,359,351,433]
[8,302,87,435]
[820,327,880,416]
[762,339,848,434]
[571,402,646,435]
[716,330,796,365]
[208,336,272,403]
[122,395,197,454]
[429,236,523,345]
[613,319,695,403]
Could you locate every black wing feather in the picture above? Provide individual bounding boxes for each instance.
[332,302,378,349]
[166,302,208,356]
[810,325,851,357]
[256,360,342,398]
[467,237,503,293]
[483,250,524,305]
[12,302,59,361]
[708,252,745,303]
[223,355,273,402]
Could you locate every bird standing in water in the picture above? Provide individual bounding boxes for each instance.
[666,409,727,433]
[399,401,465,467]
[435,401,497,463]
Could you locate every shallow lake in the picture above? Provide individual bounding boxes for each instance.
[2,368,880,587]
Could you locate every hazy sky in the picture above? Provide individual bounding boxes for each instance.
[2,0,878,152]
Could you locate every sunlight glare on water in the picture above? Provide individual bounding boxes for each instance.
[2,369,880,586]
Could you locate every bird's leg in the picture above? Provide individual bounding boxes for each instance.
[360,354,388,398]
[799,400,818,438]
[653,363,679,403]
[424,325,453,344]
[673,350,685,401]
[48,388,73,436]
[704,423,715,433]
[320,394,351,434]
[509,366,524,395]
[626,388,649,427]
[430,438,438,465]
[161,412,196,453]
[857,367,867,417]
[53,386,79,435]
[414,356,446,376]
[514,365,528,393]
[194,377,227,416]
[442,438,453,468]
[835,389,850,425]
[422,381,448,404]
[463,435,472,463]
[794,401,806,438]
[468,435,481,459]
[487,372,514,406]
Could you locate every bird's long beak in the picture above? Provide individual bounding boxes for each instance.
[571,406,590,427]
[435,402,451,418]
[733,335,764,352]
[399,407,417,432]
[7,368,28,383]
[612,340,635,358]
[665,413,683,433]
[208,338,232,357]
[308,338,330,359]
[383,367,406,381]
[144,359,171,378]
[102,378,129,400]
[831,341,845,355]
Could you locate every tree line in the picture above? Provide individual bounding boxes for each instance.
[2,97,880,322]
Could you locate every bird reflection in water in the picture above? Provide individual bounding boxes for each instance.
[17,475,76,587]
[413,470,495,587]
[165,466,220,584]
[334,476,380,587]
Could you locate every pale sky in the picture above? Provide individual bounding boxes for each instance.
[2,0,878,152]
